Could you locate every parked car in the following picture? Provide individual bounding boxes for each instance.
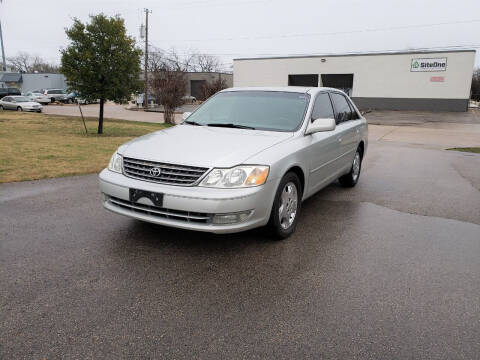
[76,97,99,105]
[43,89,67,103]
[182,95,197,104]
[0,87,21,99]
[0,95,42,112]
[99,87,367,239]
[24,91,51,105]
[66,92,77,104]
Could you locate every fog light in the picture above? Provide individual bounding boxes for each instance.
[212,210,253,225]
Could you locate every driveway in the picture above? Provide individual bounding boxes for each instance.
[1,122,479,358]
[43,102,183,123]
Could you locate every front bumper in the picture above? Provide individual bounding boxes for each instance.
[99,169,278,234]
[25,106,42,112]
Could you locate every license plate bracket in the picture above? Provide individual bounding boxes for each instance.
[129,189,164,207]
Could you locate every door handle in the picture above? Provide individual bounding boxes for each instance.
[356,129,360,134]
[337,137,342,142]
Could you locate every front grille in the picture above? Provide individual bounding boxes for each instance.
[108,196,212,224]
[123,157,209,186]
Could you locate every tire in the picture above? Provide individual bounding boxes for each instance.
[51,98,55,103]
[37,109,42,113]
[0,105,3,111]
[268,172,302,240]
[339,147,363,187]
[67,98,73,104]
[17,106,23,112]
[84,100,89,105]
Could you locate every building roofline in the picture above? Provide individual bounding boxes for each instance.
[233,49,476,61]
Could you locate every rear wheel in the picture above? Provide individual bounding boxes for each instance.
[268,172,302,240]
[50,98,55,103]
[339,147,362,187]
[17,106,23,112]
[0,105,3,111]
[67,98,73,104]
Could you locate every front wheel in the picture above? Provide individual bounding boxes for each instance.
[268,172,302,240]
[17,106,23,112]
[339,147,362,187]
[67,98,73,104]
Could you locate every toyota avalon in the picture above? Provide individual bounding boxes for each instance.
[99,87,368,239]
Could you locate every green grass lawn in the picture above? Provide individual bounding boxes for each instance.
[447,147,480,154]
[0,111,170,183]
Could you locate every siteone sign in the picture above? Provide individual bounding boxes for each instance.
[411,57,447,72]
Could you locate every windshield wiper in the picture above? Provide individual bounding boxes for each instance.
[183,120,203,126]
[206,123,256,130]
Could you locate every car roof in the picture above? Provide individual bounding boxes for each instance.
[220,86,344,95]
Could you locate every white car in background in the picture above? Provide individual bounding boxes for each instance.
[43,89,68,103]
[24,91,51,105]
[0,96,43,112]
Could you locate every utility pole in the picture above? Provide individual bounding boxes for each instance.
[0,21,6,71]
[0,0,6,71]
[143,8,151,110]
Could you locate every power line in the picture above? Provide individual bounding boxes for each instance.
[160,0,271,10]
[157,18,480,43]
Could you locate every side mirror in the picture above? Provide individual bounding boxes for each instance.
[305,118,336,135]
[182,112,192,120]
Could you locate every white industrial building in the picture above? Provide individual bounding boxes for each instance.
[233,50,476,112]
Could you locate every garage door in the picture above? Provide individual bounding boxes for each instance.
[191,80,206,100]
[288,74,319,87]
[321,74,354,96]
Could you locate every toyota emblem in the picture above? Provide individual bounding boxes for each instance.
[149,167,162,177]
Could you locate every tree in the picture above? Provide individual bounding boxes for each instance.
[7,51,60,73]
[150,67,186,125]
[471,68,480,101]
[193,53,221,72]
[202,77,228,100]
[61,14,142,134]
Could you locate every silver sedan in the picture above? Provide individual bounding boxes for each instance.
[24,91,51,105]
[99,87,368,239]
[0,96,43,112]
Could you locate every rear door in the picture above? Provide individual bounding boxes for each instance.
[329,92,360,172]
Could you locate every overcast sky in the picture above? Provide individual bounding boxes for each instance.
[1,0,479,70]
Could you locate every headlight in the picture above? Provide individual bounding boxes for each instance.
[200,165,269,188]
[108,152,123,173]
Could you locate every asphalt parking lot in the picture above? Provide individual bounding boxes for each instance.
[1,122,480,358]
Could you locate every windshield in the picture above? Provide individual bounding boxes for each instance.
[185,91,310,131]
[13,97,30,102]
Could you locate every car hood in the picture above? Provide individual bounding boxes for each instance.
[120,125,293,168]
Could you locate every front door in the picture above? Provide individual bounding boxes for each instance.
[306,92,346,194]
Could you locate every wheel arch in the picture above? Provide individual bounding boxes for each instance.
[284,165,305,195]
[358,141,365,158]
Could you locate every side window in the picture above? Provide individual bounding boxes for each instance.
[311,93,334,120]
[330,93,352,123]
[347,98,360,120]
[3,97,10,102]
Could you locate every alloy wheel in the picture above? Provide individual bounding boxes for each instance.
[278,182,298,230]
[352,152,361,182]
